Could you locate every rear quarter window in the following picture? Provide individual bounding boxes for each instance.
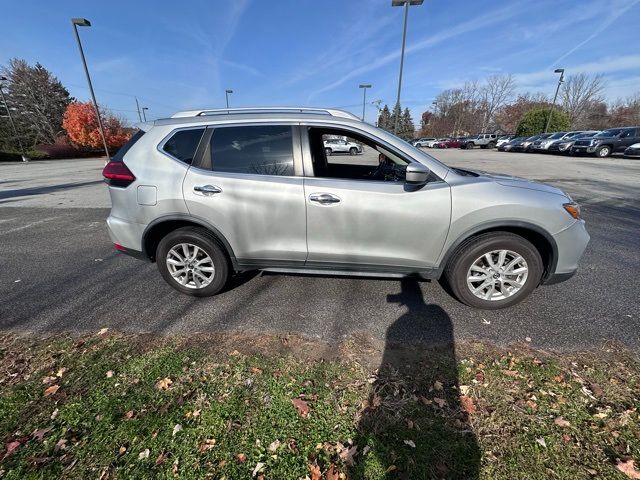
[162,128,206,164]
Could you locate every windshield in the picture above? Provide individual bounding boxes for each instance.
[596,129,623,137]
[548,132,566,139]
[577,132,598,139]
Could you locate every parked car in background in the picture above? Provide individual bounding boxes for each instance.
[498,136,526,152]
[496,135,516,148]
[433,138,464,149]
[323,138,362,155]
[523,133,552,152]
[103,106,589,310]
[623,142,640,157]
[571,127,640,157]
[463,133,498,149]
[548,132,599,154]
[531,132,567,151]
[414,137,437,147]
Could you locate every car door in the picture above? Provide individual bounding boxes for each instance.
[301,125,451,272]
[182,123,307,266]
[618,128,639,152]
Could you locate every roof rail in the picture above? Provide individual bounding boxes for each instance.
[170,107,360,120]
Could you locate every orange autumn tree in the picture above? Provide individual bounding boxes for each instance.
[62,101,130,151]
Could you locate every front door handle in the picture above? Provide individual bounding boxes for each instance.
[194,185,222,196]
[309,193,341,205]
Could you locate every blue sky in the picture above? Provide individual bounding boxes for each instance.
[2,0,639,124]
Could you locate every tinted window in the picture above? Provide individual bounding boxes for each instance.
[112,130,144,162]
[163,128,205,164]
[210,125,294,176]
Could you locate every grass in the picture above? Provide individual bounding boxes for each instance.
[0,332,638,479]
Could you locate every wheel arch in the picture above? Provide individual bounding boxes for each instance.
[438,221,558,281]
[142,215,239,270]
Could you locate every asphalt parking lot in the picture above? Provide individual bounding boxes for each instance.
[1,150,639,350]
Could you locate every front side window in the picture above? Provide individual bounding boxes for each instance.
[209,125,294,176]
[309,127,409,182]
[162,128,205,164]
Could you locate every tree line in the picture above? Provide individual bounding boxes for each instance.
[416,73,640,137]
[0,58,130,159]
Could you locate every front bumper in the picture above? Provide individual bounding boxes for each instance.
[542,219,590,285]
[571,145,596,154]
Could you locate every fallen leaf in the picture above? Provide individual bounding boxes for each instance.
[385,465,397,473]
[291,398,310,418]
[251,367,263,375]
[252,461,265,477]
[459,385,471,395]
[236,453,247,463]
[482,318,491,325]
[125,410,134,419]
[525,336,532,342]
[50,409,59,420]
[97,328,109,335]
[229,350,241,356]
[339,445,357,466]
[118,446,127,455]
[199,439,217,452]
[44,385,60,397]
[554,417,571,428]
[56,368,67,378]
[172,424,183,436]
[309,462,322,480]
[433,380,443,391]
[433,397,447,408]
[590,383,604,397]
[155,451,168,465]
[617,458,640,479]
[138,449,150,460]
[4,440,21,458]
[42,376,57,385]
[106,370,114,378]
[156,377,173,390]
[326,464,340,480]
[268,439,281,452]
[55,439,67,451]
[535,437,547,448]
[31,427,52,441]
[404,439,416,448]
[503,370,518,377]
[459,395,477,414]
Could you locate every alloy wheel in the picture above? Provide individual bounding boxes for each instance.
[466,249,529,301]
[166,243,215,289]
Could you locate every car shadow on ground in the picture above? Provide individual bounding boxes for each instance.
[350,278,480,479]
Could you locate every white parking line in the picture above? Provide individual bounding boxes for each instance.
[0,217,60,235]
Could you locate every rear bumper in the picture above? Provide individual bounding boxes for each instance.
[106,215,147,253]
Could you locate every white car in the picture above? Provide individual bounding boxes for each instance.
[323,138,362,155]
[414,137,437,148]
[496,135,515,148]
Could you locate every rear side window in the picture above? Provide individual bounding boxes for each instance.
[162,128,205,164]
[112,130,145,162]
[209,125,294,176]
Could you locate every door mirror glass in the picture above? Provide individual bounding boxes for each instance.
[405,163,430,185]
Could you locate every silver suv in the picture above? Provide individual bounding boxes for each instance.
[323,138,362,156]
[103,107,589,309]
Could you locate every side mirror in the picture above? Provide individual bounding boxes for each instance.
[405,163,430,185]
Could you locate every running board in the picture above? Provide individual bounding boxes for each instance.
[261,267,416,279]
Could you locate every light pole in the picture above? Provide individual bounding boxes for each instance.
[544,68,565,133]
[431,100,437,135]
[134,97,142,122]
[71,18,110,159]
[142,107,149,122]
[0,76,29,162]
[359,84,372,121]
[225,89,233,109]
[391,0,423,134]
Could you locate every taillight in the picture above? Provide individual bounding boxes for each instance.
[102,160,136,187]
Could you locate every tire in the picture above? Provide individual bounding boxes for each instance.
[325,147,332,156]
[349,147,358,155]
[596,145,611,158]
[443,232,543,309]
[466,142,474,149]
[156,227,229,297]
[487,142,496,149]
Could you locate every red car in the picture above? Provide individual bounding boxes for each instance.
[433,138,464,148]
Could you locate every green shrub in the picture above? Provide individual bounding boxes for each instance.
[516,107,570,136]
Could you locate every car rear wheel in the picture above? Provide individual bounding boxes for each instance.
[466,142,474,149]
[443,232,543,309]
[596,145,611,157]
[488,142,496,149]
[325,147,332,156]
[156,227,229,297]
[349,147,358,155]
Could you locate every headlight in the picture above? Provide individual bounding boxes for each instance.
[590,139,598,146]
[563,202,581,220]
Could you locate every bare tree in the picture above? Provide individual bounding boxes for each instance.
[479,74,516,131]
[561,73,605,129]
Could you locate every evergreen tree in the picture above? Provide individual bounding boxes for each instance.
[389,103,402,133]
[377,104,391,130]
[399,108,415,140]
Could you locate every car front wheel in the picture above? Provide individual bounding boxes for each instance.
[444,232,543,309]
[596,145,610,157]
[156,227,229,297]
[349,147,358,155]
[325,147,332,156]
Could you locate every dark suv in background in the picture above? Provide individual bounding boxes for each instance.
[571,127,640,157]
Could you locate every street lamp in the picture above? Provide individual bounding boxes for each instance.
[134,97,142,122]
[225,89,233,109]
[0,76,29,162]
[71,17,110,160]
[358,84,372,121]
[391,0,423,134]
[544,68,565,133]
[142,107,149,122]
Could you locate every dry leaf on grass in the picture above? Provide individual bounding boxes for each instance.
[172,424,183,436]
[503,369,519,377]
[460,395,477,414]
[617,459,640,479]
[433,397,447,408]
[138,449,150,460]
[236,453,247,463]
[291,398,310,417]
[554,417,571,427]
[106,370,114,378]
[339,445,358,466]
[404,439,416,448]
[156,377,173,390]
[309,462,322,480]
[43,385,59,396]
[433,380,443,391]
[31,427,52,441]
[268,440,281,452]
[252,462,265,477]
[199,439,216,453]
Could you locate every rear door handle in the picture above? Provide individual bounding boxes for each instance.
[309,193,341,205]
[194,185,222,196]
